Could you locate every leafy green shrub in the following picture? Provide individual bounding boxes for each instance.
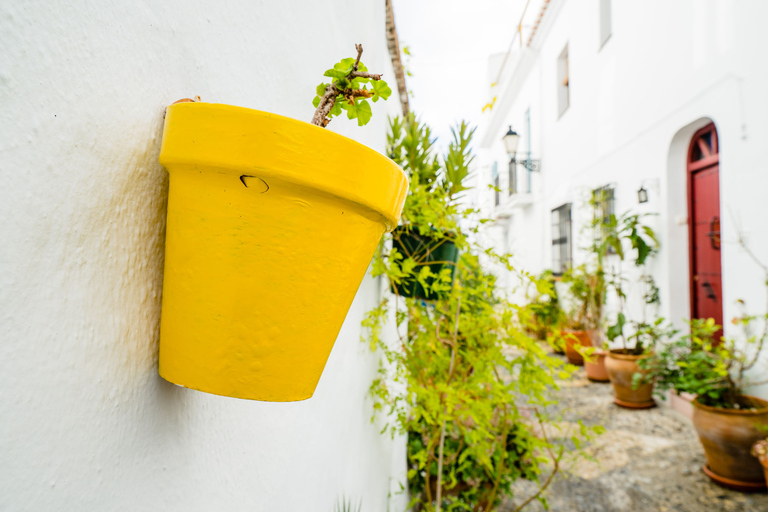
[587,192,660,353]
[311,44,392,127]
[363,115,599,511]
[639,314,768,409]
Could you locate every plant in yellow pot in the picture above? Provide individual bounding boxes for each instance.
[158,45,408,401]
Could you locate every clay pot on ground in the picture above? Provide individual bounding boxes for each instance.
[584,349,609,382]
[563,330,592,365]
[692,396,768,492]
[604,351,655,409]
[760,459,768,489]
[669,390,696,420]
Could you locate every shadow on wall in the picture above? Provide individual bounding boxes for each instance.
[75,107,173,400]
[664,116,713,329]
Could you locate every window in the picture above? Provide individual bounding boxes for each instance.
[599,0,611,48]
[508,159,517,195]
[492,162,500,206]
[592,185,615,224]
[557,45,569,116]
[593,185,616,253]
[552,204,572,275]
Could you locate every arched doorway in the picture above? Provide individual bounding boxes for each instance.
[687,123,723,329]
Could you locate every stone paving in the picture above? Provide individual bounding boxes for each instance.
[503,361,768,512]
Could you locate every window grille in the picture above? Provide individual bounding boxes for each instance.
[508,159,517,195]
[593,185,615,225]
[551,203,572,275]
[593,185,616,254]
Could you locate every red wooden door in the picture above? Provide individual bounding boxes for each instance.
[687,123,723,330]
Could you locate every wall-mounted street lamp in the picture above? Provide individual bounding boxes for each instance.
[637,185,649,204]
[502,126,540,172]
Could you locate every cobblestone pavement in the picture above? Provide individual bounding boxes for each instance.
[502,361,768,512]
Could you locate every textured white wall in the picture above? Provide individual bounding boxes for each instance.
[0,1,406,510]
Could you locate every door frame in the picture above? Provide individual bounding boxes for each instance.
[686,122,721,322]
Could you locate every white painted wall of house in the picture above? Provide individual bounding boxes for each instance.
[477,0,768,395]
[0,1,407,510]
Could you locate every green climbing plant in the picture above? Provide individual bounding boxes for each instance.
[362,115,600,511]
[589,190,662,354]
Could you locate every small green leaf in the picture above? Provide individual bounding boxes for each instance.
[324,68,348,79]
[372,80,392,103]
[355,101,372,126]
[329,100,342,117]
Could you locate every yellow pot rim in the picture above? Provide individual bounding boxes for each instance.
[159,102,408,230]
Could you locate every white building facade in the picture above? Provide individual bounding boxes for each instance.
[0,2,406,511]
[477,0,768,390]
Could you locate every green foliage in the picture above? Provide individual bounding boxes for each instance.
[362,116,599,511]
[626,318,677,357]
[333,496,362,512]
[561,265,606,333]
[387,114,441,188]
[313,52,391,126]
[587,193,660,351]
[640,307,768,409]
[442,121,476,204]
[519,270,567,342]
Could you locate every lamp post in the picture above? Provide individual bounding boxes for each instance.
[502,125,540,172]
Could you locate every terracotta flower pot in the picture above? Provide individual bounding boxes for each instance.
[563,330,591,366]
[692,396,768,491]
[585,349,609,382]
[760,459,768,489]
[604,351,655,409]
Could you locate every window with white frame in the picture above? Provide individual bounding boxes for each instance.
[551,203,572,275]
[593,185,616,254]
[593,185,615,225]
[557,45,569,117]
[599,0,612,48]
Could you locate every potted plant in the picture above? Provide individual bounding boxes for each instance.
[362,117,600,511]
[560,265,600,366]
[751,439,768,488]
[584,331,610,382]
[640,313,768,490]
[593,206,661,407]
[386,116,472,300]
[158,46,409,401]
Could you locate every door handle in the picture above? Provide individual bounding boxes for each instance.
[702,281,717,301]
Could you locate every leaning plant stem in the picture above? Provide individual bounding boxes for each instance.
[435,296,461,512]
[311,44,385,127]
[514,408,564,512]
[732,210,768,371]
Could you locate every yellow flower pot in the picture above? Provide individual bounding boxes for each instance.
[158,103,408,401]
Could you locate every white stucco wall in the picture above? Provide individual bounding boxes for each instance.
[0,2,406,510]
[477,0,768,393]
